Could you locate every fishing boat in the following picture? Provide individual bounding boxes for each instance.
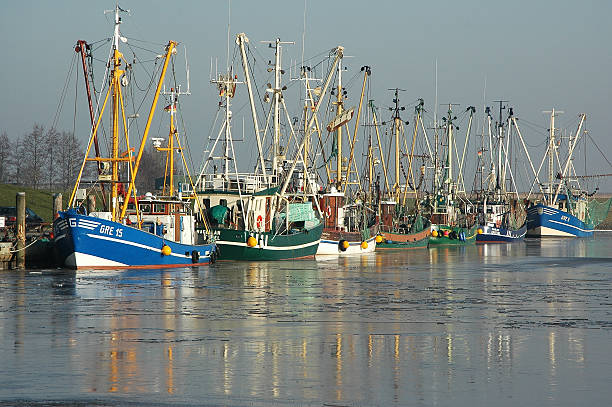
[426,105,478,246]
[474,104,526,243]
[315,65,377,255]
[526,110,611,237]
[370,94,430,250]
[194,34,328,260]
[54,6,216,269]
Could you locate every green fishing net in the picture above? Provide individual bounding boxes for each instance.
[586,197,612,228]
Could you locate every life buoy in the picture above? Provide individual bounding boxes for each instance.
[256,215,263,229]
[339,239,349,251]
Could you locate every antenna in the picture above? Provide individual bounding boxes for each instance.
[493,100,508,128]
[301,0,307,68]
[184,45,191,94]
[226,0,231,71]
[104,4,130,49]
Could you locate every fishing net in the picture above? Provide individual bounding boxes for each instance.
[209,205,228,224]
[410,215,425,233]
[507,201,527,230]
[586,197,612,228]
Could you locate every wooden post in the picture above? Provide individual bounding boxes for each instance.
[53,193,63,219]
[87,195,96,214]
[15,192,26,269]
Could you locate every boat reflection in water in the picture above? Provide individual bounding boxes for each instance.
[2,236,612,405]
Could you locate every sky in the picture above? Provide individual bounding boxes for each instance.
[1,0,611,191]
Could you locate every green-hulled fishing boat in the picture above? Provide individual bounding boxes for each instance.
[372,94,431,251]
[424,104,478,246]
[195,34,343,260]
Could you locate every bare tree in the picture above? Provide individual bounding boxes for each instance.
[20,124,46,188]
[11,135,25,185]
[57,131,84,190]
[44,127,61,189]
[0,131,11,183]
[136,143,166,193]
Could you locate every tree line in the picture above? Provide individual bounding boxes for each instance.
[0,124,167,194]
[0,125,83,190]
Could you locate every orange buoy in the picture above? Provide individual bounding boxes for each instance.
[432,230,438,237]
[375,235,383,243]
[361,241,368,249]
[477,228,484,234]
[161,245,171,256]
[247,236,257,247]
[339,240,349,251]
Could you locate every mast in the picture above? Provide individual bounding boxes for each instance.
[236,33,269,184]
[493,100,508,197]
[119,40,176,219]
[342,65,370,194]
[157,82,190,196]
[446,105,454,196]
[169,91,175,195]
[279,46,343,199]
[75,40,107,210]
[548,109,555,203]
[543,108,563,204]
[552,113,586,205]
[335,57,344,186]
[389,88,406,201]
[370,101,391,196]
[110,5,124,221]
[262,38,294,176]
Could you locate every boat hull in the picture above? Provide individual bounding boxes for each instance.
[428,225,478,246]
[53,212,216,270]
[316,227,377,255]
[377,228,430,250]
[526,204,593,237]
[213,222,322,261]
[476,224,526,243]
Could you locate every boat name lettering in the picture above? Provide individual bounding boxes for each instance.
[560,215,570,222]
[99,225,123,237]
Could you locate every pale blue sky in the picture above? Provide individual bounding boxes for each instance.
[1,0,611,190]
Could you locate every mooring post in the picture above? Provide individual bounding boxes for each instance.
[87,195,96,214]
[15,192,26,269]
[53,193,63,219]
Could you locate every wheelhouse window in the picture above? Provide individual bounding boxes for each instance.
[153,203,167,214]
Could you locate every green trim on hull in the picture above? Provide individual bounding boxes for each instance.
[377,237,429,250]
[428,225,478,246]
[214,222,323,261]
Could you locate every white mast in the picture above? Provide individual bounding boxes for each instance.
[236,33,269,184]
[261,38,294,176]
[544,108,563,204]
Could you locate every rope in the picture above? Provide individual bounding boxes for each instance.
[8,223,42,253]
[9,237,42,254]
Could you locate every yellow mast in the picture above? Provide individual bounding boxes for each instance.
[335,61,343,186]
[401,101,422,206]
[111,48,123,220]
[342,66,369,194]
[370,102,391,197]
[157,94,177,196]
[120,41,176,219]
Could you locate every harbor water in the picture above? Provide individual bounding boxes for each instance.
[2,234,612,406]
